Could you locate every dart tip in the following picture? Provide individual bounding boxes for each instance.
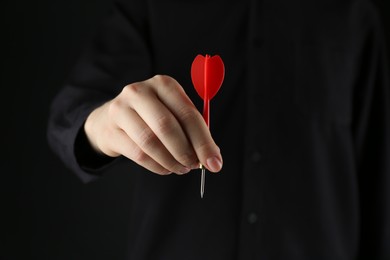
[200,165,205,199]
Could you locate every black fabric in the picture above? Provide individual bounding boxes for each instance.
[47,0,390,259]
[74,123,118,172]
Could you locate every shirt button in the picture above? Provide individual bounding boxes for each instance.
[251,152,262,163]
[248,213,258,224]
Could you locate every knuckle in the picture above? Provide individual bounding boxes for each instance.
[177,106,199,123]
[155,115,176,136]
[122,82,145,98]
[177,152,197,167]
[138,127,159,150]
[107,99,122,118]
[152,75,181,93]
[131,147,148,163]
[196,140,219,155]
[153,74,174,84]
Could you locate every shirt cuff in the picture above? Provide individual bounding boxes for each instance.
[74,124,119,174]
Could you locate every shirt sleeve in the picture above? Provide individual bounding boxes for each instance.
[352,2,390,258]
[46,0,152,183]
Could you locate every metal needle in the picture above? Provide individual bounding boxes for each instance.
[200,164,205,198]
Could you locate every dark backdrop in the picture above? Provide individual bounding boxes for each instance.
[2,1,133,259]
[1,1,389,259]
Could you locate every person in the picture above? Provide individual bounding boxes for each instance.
[47,0,390,259]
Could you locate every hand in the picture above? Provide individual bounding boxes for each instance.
[84,75,223,175]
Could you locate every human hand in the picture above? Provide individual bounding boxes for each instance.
[84,75,223,175]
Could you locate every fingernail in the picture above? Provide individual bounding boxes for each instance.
[206,157,222,172]
[191,163,201,170]
[178,167,191,175]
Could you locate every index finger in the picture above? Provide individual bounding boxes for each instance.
[151,75,223,172]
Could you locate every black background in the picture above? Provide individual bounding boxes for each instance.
[1,0,389,259]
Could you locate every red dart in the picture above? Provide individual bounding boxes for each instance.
[191,54,225,198]
[191,54,225,127]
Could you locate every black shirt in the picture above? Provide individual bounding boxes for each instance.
[47,0,390,259]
